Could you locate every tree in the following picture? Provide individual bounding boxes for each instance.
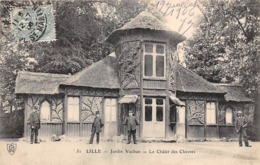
[0,38,31,112]
[3,0,149,74]
[0,0,150,112]
[184,0,259,97]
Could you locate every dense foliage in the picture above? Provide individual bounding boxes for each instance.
[0,0,258,113]
[184,0,259,97]
[0,0,149,111]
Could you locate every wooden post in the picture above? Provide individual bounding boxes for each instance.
[50,97,53,123]
[117,96,121,136]
[121,104,125,135]
[24,95,28,137]
[140,39,144,138]
[204,100,206,139]
[102,95,105,137]
[165,42,170,138]
[216,97,220,138]
[117,99,119,136]
[79,94,83,137]
[63,92,68,135]
[185,99,188,139]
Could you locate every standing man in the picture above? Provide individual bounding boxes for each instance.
[235,110,251,147]
[89,111,103,144]
[124,110,139,144]
[30,105,41,144]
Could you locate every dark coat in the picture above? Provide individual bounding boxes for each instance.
[235,116,248,132]
[91,116,104,133]
[124,116,139,131]
[30,111,40,129]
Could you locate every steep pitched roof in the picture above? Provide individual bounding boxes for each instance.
[215,84,254,102]
[106,11,186,43]
[15,71,71,94]
[117,11,169,31]
[15,55,252,104]
[61,55,120,89]
[176,65,225,94]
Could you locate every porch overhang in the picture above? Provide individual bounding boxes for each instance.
[118,95,138,104]
[169,93,185,106]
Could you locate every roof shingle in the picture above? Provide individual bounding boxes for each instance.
[15,71,70,94]
[106,11,186,44]
[61,55,120,89]
[15,55,253,104]
[216,84,254,102]
[176,65,225,94]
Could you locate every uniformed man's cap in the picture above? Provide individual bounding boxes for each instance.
[96,111,100,115]
[237,111,242,114]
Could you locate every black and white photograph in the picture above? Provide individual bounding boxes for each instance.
[0,0,259,164]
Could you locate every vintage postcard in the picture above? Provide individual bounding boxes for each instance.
[0,0,259,164]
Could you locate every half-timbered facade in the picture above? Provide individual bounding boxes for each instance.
[15,12,254,141]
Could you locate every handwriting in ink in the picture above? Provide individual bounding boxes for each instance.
[152,0,198,32]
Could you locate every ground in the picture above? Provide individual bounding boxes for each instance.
[0,138,259,165]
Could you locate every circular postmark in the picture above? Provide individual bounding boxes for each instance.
[12,6,47,42]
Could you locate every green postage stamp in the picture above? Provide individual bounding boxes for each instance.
[11,5,56,42]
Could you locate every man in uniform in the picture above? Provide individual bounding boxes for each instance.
[124,110,139,144]
[89,111,104,144]
[30,105,41,144]
[235,110,251,147]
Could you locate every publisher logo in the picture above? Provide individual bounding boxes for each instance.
[7,142,17,155]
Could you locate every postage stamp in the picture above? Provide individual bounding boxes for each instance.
[11,5,56,42]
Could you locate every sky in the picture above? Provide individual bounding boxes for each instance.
[95,0,203,39]
[151,0,203,38]
[148,0,204,64]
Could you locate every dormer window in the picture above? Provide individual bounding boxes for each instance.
[143,43,165,78]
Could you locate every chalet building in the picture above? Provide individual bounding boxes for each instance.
[15,12,254,141]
